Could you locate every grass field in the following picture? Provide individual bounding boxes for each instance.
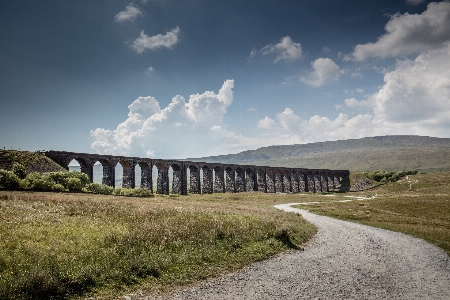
[1,172,448,299]
[0,191,316,300]
[294,172,450,256]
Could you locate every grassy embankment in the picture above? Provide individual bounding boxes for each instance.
[0,191,316,300]
[295,172,450,256]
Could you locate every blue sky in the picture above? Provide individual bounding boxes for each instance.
[1,0,449,159]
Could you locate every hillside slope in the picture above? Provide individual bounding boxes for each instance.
[0,150,66,173]
[190,136,450,172]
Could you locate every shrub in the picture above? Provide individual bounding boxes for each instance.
[66,178,83,192]
[86,183,114,195]
[367,170,418,183]
[67,171,90,186]
[0,169,22,190]
[12,163,27,179]
[52,183,66,192]
[24,172,54,191]
[45,171,69,186]
[113,188,153,197]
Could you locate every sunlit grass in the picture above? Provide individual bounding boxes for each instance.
[0,191,316,299]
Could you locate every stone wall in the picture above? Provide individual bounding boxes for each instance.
[45,151,350,195]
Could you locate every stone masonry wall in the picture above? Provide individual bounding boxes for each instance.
[44,151,349,195]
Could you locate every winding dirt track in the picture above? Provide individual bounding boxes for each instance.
[148,203,450,299]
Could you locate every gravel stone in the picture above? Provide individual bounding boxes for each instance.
[138,203,450,299]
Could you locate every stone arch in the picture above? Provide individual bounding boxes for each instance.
[291,170,299,193]
[274,169,283,193]
[235,167,245,193]
[170,162,183,194]
[115,158,135,189]
[188,164,201,194]
[225,166,235,193]
[213,165,225,193]
[72,156,94,182]
[257,167,266,192]
[202,165,213,194]
[298,170,306,192]
[137,161,152,191]
[314,171,322,192]
[94,158,114,186]
[283,169,291,193]
[307,171,315,192]
[154,161,169,195]
[245,167,255,192]
[266,168,275,193]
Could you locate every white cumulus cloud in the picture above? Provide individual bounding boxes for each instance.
[348,1,450,61]
[115,4,143,22]
[370,42,450,130]
[276,108,299,130]
[254,36,302,62]
[257,44,450,144]
[300,58,341,87]
[257,116,277,129]
[344,98,371,108]
[91,80,234,158]
[132,27,180,53]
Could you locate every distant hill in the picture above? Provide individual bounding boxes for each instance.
[190,136,450,172]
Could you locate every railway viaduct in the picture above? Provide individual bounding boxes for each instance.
[45,151,350,195]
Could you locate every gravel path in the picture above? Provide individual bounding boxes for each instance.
[144,203,450,299]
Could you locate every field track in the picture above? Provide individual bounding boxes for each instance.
[143,204,450,299]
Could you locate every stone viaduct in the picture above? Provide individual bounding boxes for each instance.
[45,151,350,195]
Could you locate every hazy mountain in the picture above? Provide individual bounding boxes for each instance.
[189,136,450,172]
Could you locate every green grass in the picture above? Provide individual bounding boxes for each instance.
[2,171,448,299]
[294,172,450,256]
[0,191,316,299]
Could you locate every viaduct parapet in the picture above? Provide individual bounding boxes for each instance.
[45,151,350,195]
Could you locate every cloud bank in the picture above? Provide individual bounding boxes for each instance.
[91,80,235,158]
[92,40,449,158]
[347,1,450,61]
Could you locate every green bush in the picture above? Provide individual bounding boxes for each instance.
[67,171,90,186]
[86,183,114,195]
[24,172,54,191]
[66,178,83,192]
[367,170,418,183]
[12,163,27,179]
[46,171,90,188]
[52,183,66,192]
[113,188,153,197]
[0,170,22,190]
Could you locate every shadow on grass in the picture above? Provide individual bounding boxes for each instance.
[276,229,301,250]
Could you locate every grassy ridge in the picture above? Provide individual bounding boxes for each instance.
[294,172,450,256]
[0,191,316,299]
[0,150,65,173]
[192,136,450,172]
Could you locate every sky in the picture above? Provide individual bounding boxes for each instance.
[1,0,449,159]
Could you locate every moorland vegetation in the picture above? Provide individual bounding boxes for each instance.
[1,146,449,299]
